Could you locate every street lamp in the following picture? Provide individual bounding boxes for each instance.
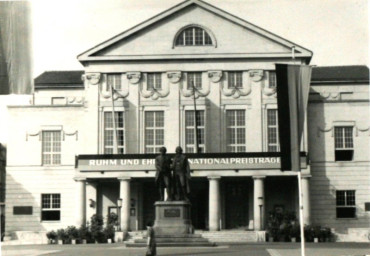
[258,197,264,230]
[117,198,122,231]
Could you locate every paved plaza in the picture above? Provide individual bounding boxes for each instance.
[1,243,369,256]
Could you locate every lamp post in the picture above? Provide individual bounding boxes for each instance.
[258,196,264,230]
[117,198,122,231]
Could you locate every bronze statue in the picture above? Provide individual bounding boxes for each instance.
[155,147,173,201]
[172,146,191,201]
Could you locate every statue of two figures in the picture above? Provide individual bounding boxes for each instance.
[155,146,191,201]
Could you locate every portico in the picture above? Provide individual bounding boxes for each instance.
[74,153,311,233]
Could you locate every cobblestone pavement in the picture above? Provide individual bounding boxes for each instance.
[1,243,369,256]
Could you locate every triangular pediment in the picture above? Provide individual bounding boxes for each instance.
[78,0,312,62]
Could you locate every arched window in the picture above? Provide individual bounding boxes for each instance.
[175,26,213,46]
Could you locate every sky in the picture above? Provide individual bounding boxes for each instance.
[30,0,369,78]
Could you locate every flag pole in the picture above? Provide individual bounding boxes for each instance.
[111,85,118,154]
[192,80,200,154]
[298,170,306,256]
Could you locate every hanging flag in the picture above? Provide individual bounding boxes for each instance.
[275,64,312,171]
[0,1,33,94]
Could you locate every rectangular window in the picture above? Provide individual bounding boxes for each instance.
[228,72,243,89]
[42,131,61,165]
[269,72,276,88]
[104,112,124,154]
[107,74,122,90]
[336,190,356,218]
[334,126,354,161]
[41,194,61,221]
[145,111,164,153]
[267,109,280,152]
[185,110,205,153]
[187,72,202,89]
[226,110,246,152]
[147,73,162,90]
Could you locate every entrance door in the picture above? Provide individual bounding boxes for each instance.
[142,181,157,229]
[225,181,249,229]
[189,179,208,230]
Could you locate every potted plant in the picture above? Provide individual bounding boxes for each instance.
[56,228,67,244]
[313,226,321,243]
[289,223,300,242]
[66,226,79,244]
[321,227,332,242]
[107,212,118,230]
[46,230,57,244]
[78,224,91,244]
[103,224,115,243]
[90,214,104,243]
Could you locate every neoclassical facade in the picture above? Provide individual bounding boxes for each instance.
[4,0,369,243]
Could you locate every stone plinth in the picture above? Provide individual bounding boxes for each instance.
[153,201,193,236]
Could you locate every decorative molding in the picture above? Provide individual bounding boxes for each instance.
[166,71,182,84]
[63,130,78,141]
[317,121,370,137]
[82,73,101,85]
[355,126,370,136]
[319,91,340,101]
[26,130,40,141]
[221,72,251,99]
[67,97,85,104]
[99,74,129,100]
[317,125,333,137]
[180,73,210,99]
[262,71,276,96]
[140,74,170,100]
[207,71,222,83]
[26,128,79,141]
[126,72,141,84]
[249,70,264,82]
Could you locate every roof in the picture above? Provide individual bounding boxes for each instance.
[34,71,84,89]
[77,0,312,63]
[311,65,369,84]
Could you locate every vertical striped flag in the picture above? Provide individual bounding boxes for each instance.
[0,1,33,95]
[275,64,312,171]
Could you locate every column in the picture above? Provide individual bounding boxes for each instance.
[208,176,221,231]
[253,176,265,231]
[118,177,131,232]
[74,177,86,227]
[301,175,311,225]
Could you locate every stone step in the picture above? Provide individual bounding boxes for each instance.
[125,241,215,247]
[133,237,209,243]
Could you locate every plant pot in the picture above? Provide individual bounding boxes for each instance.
[268,237,274,242]
[71,239,76,245]
[314,237,319,243]
[82,239,87,244]
[291,237,296,242]
[107,238,112,244]
[57,240,63,245]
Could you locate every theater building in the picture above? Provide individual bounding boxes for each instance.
[4,0,369,243]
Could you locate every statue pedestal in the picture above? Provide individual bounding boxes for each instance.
[125,201,214,247]
[153,201,193,236]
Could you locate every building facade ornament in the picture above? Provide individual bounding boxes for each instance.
[249,70,264,82]
[166,71,182,84]
[126,72,141,84]
[221,72,251,99]
[82,73,101,85]
[99,74,129,100]
[180,83,210,99]
[140,74,170,100]
[207,71,223,83]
